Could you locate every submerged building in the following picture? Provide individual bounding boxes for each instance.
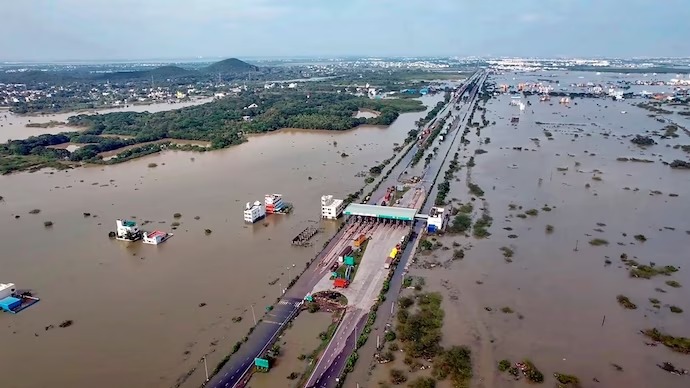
[321,195,344,220]
[244,201,266,223]
[116,219,142,241]
[426,207,447,233]
[264,194,285,214]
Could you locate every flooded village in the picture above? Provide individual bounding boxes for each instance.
[2,67,690,388]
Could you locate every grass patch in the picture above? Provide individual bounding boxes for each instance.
[458,203,473,213]
[629,264,678,279]
[616,295,637,309]
[642,328,690,354]
[467,182,484,197]
[589,238,609,246]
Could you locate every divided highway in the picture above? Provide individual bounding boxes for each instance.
[305,71,486,388]
[204,70,484,388]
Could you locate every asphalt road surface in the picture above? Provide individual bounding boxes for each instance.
[307,70,487,388]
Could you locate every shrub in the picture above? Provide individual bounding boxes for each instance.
[525,209,539,216]
[666,280,682,288]
[29,209,41,214]
[634,234,647,242]
[173,213,182,218]
[449,214,472,233]
[499,247,514,258]
[669,306,683,314]
[390,369,407,384]
[43,221,54,227]
[500,307,514,314]
[385,331,397,342]
[433,346,472,386]
[545,224,554,233]
[589,238,609,246]
[498,359,511,372]
[148,163,157,168]
[616,295,637,309]
[204,229,212,235]
[554,373,580,385]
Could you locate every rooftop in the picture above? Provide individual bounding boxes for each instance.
[146,231,166,238]
[343,203,418,221]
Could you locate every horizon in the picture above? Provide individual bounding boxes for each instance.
[2,0,689,62]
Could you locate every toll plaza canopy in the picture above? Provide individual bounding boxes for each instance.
[343,203,418,221]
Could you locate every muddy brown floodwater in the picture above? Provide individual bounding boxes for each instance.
[0,94,442,388]
[365,72,690,388]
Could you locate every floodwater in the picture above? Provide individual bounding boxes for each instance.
[391,73,690,388]
[353,110,380,119]
[249,311,334,387]
[0,94,442,388]
[0,98,213,143]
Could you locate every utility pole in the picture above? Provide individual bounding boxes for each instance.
[250,304,257,325]
[377,335,380,349]
[203,356,209,382]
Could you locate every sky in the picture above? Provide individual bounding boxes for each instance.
[2,0,688,61]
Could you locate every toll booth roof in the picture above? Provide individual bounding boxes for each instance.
[343,203,417,221]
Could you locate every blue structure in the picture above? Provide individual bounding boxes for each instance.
[419,88,429,95]
[0,296,21,312]
[427,224,438,233]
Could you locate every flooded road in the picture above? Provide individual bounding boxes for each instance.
[0,98,213,143]
[365,72,690,387]
[0,94,442,388]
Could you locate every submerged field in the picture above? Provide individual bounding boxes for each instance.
[362,73,690,387]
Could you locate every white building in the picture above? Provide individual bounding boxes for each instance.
[426,207,446,233]
[143,230,170,245]
[0,283,17,299]
[244,201,266,223]
[116,219,141,241]
[321,195,344,219]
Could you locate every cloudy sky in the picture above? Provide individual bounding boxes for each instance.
[2,0,687,61]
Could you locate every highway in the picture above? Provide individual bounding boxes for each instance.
[205,71,484,388]
[304,71,486,388]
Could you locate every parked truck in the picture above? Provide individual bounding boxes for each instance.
[338,246,353,263]
[333,278,350,288]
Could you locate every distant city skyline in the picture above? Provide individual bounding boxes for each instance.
[2,0,688,62]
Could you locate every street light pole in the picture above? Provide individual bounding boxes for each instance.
[251,304,257,325]
[203,356,209,382]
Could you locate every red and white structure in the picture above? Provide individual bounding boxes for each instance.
[264,194,285,214]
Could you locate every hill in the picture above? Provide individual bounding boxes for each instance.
[204,58,258,74]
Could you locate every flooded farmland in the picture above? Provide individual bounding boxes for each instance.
[363,72,690,388]
[0,94,442,388]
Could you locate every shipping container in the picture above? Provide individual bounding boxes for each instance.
[344,256,355,266]
[339,246,353,262]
